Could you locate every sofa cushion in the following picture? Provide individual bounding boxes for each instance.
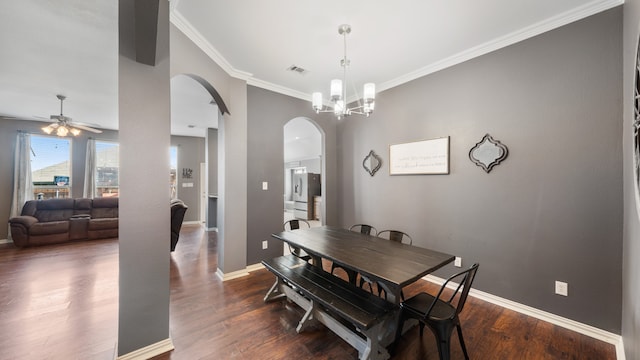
[91,197,118,219]
[88,218,118,230]
[30,221,69,235]
[33,198,75,222]
[74,198,92,216]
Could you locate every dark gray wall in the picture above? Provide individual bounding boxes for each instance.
[207,127,218,195]
[172,135,205,223]
[622,1,640,358]
[246,86,337,265]
[337,9,622,332]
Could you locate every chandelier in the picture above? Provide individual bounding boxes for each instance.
[312,24,375,120]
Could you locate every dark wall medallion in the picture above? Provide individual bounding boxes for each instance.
[363,150,382,176]
[469,134,509,173]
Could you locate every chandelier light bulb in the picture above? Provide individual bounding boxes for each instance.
[312,92,323,112]
[330,79,342,100]
[363,83,376,102]
[56,125,69,137]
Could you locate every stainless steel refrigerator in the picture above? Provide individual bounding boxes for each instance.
[292,173,321,220]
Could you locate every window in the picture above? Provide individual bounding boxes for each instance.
[170,146,177,199]
[30,135,71,199]
[96,141,119,198]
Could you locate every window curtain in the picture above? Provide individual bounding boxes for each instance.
[83,138,97,198]
[9,132,34,239]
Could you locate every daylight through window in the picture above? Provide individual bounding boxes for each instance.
[30,135,71,199]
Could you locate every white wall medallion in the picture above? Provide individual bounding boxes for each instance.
[469,134,509,173]
[363,150,382,176]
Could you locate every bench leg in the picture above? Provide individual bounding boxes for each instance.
[264,279,286,302]
[296,300,320,333]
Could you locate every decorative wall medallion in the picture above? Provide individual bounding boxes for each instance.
[363,150,382,176]
[469,134,509,173]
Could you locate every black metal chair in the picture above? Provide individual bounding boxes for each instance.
[349,223,378,236]
[377,229,413,245]
[359,229,413,298]
[330,224,378,284]
[395,263,480,360]
[283,219,310,231]
[283,219,311,262]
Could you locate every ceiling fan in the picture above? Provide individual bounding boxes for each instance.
[42,94,102,136]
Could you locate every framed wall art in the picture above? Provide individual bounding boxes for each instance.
[389,136,449,175]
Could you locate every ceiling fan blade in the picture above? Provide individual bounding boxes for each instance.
[49,122,60,129]
[72,123,103,133]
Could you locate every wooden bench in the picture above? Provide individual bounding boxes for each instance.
[262,255,396,360]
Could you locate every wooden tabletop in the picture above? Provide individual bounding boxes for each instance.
[272,226,454,288]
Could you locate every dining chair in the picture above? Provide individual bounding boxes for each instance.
[283,219,311,262]
[395,263,479,360]
[330,223,378,283]
[283,219,310,231]
[377,229,413,245]
[360,229,413,299]
[349,223,378,236]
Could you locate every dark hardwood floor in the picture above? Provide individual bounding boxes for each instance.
[0,225,615,359]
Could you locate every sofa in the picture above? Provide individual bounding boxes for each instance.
[8,197,119,247]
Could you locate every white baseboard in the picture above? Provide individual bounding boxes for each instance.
[217,263,265,281]
[423,274,625,360]
[246,263,265,272]
[115,338,174,360]
[0,238,11,244]
[216,267,250,281]
[182,221,201,225]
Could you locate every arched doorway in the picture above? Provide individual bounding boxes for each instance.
[170,74,226,227]
[283,117,324,227]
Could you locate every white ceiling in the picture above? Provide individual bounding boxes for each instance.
[0,0,622,138]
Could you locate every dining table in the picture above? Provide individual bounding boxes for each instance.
[271,225,455,305]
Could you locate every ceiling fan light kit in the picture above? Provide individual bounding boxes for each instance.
[41,94,102,137]
[312,24,375,120]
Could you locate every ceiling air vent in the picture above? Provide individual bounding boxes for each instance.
[286,65,308,75]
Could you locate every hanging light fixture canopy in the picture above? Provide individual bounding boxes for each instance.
[312,24,375,120]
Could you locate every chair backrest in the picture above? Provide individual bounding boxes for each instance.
[284,219,310,231]
[377,230,412,245]
[349,224,377,236]
[427,263,479,319]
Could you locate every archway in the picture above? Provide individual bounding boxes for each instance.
[170,74,222,227]
[283,117,325,227]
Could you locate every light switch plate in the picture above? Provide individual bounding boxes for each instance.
[262,182,268,190]
[454,257,462,267]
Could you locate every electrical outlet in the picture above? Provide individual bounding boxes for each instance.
[262,182,268,190]
[262,240,268,250]
[555,281,568,296]
[454,257,462,267]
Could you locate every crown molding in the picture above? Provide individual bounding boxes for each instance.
[169,9,252,81]
[378,0,623,93]
[246,77,311,102]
